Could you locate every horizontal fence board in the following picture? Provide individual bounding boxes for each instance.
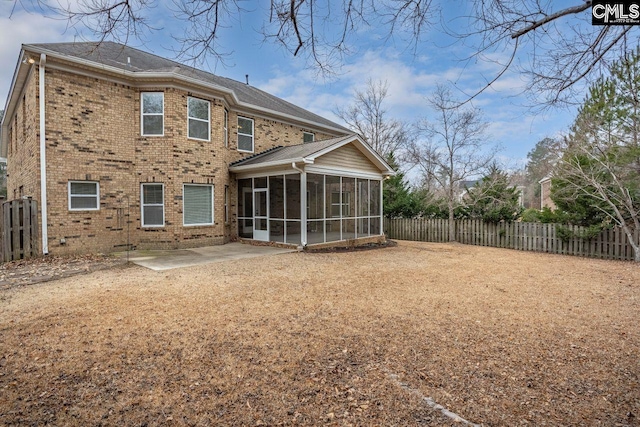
[384,218,637,262]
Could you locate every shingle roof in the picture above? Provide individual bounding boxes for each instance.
[25,41,349,133]
[230,135,355,167]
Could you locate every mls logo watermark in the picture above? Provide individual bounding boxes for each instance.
[592,1,640,25]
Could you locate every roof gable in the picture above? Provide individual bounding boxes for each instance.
[229,135,395,176]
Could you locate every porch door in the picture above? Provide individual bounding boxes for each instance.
[242,187,253,235]
[253,188,269,241]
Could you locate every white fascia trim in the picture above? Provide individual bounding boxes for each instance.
[229,157,308,173]
[21,45,350,136]
[233,169,300,180]
[305,165,384,180]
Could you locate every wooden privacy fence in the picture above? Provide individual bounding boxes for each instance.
[384,218,638,261]
[1,199,39,262]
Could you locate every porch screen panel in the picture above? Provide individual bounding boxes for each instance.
[358,179,369,217]
[341,177,355,240]
[326,175,341,218]
[370,180,381,216]
[307,174,324,219]
[269,176,285,219]
[370,180,381,236]
[285,175,301,219]
[286,221,301,245]
[238,178,253,238]
[358,218,370,237]
[270,220,285,242]
[342,177,356,219]
[307,220,324,244]
[326,219,341,242]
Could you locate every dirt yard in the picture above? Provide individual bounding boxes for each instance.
[1,241,638,426]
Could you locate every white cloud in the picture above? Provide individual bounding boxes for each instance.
[262,38,571,164]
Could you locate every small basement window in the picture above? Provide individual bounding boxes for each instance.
[68,181,99,211]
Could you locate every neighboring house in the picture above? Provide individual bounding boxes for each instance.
[539,176,556,210]
[0,42,394,255]
[456,180,478,203]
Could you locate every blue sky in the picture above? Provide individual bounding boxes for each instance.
[0,1,583,175]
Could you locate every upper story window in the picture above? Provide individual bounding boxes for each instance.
[141,92,164,136]
[237,117,254,152]
[69,181,100,211]
[224,108,229,147]
[188,97,210,141]
[303,132,315,143]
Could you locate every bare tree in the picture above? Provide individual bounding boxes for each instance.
[8,1,638,105]
[459,1,638,107]
[334,79,410,159]
[408,84,495,241]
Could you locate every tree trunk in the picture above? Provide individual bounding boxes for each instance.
[448,198,456,242]
[620,223,640,262]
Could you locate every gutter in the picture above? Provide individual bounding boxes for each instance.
[39,53,48,255]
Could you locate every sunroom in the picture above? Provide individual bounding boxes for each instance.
[229,135,395,247]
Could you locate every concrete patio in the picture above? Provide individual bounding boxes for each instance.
[121,242,296,271]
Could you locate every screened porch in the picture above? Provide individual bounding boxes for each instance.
[237,173,382,246]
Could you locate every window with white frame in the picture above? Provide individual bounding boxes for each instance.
[141,183,164,227]
[237,117,254,152]
[183,184,213,226]
[69,181,99,211]
[188,97,210,140]
[224,108,229,147]
[141,92,164,136]
[303,132,315,143]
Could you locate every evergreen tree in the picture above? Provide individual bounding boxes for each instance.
[383,153,424,218]
[464,165,522,223]
[553,47,640,260]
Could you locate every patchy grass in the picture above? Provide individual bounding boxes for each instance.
[1,241,638,426]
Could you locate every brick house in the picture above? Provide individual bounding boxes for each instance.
[0,42,394,255]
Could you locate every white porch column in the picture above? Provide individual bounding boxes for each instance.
[300,169,307,246]
[379,178,384,236]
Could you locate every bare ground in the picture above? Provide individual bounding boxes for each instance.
[0,241,638,426]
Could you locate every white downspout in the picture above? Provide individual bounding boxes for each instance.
[39,53,48,255]
[292,162,307,248]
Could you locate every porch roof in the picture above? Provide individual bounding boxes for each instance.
[229,135,395,176]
